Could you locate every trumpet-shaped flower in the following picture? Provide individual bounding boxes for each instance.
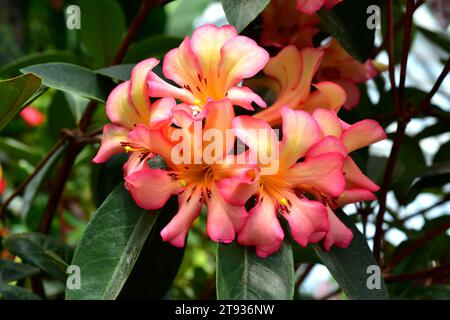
[148,24,269,113]
[261,0,320,49]
[296,0,343,15]
[253,45,346,126]
[230,107,347,257]
[316,39,379,109]
[124,100,257,247]
[93,58,177,174]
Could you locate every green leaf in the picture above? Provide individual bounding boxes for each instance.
[0,284,42,300]
[417,26,450,53]
[0,50,81,78]
[0,137,43,164]
[216,238,294,300]
[313,211,389,300]
[78,0,126,68]
[166,0,211,36]
[0,73,42,132]
[21,63,113,103]
[96,64,135,81]
[124,35,182,63]
[0,260,40,283]
[3,233,73,282]
[118,197,185,299]
[66,184,159,300]
[221,0,270,33]
[318,0,377,62]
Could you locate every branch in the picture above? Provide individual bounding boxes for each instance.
[400,193,450,223]
[385,262,450,283]
[386,217,450,270]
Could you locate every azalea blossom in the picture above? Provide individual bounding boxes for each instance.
[261,0,320,49]
[124,100,257,247]
[316,39,379,109]
[296,0,343,15]
[230,107,348,257]
[20,106,45,127]
[148,24,269,114]
[93,58,177,175]
[253,45,346,126]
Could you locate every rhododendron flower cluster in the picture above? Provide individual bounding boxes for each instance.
[94,24,386,257]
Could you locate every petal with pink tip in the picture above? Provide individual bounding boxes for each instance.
[216,167,259,206]
[285,153,345,197]
[336,80,360,110]
[296,0,326,14]
[281,194,328,247]
[106,82,141,129]
[343,157,379,192]
[125,166,180,210]
[163,37,201,88]
[219,36,269,89]
[160,186,203,247]
[149,97,176,128]
[342,119,386,152]
[238,195,284,257]
[206,184,248,243]
[306,136,348,158]
[227,86,266,110]
[148,72,194,104]
[323,208,353,251]
[312,108,343,138]
[335,189,377,208]
[93,124,129,163]
[279,107,321,169]
[129,58,159,118]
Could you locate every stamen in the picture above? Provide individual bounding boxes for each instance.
[280,197,288,206]
[179,180,186,187]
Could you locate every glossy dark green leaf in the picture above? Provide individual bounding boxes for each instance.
[21,63,113,103]
[0,73,42,132]
[3,233,73,282]
[221,0,270,33]
[66,184,159,300]
[0,137,43,164]
[0,284,42,300]
[313,211,389,300]
[0,50,81,78]
[124,35,182,63]
[78,0,126,68]
[0,260,40,283]
[216,238,294,300]
[96,64,135,81]
[318,0,378,62]
[118,197,185,299]
[166,0,211,36]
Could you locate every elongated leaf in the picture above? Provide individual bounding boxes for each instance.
[0,50,81,78]
[66,184,159,300]
[221,0,270,33]
[0,73,42,132]
[96,64,135,81]
[119,196,185,299]
[166,0,211,36]
[318,0,377,62]
[0,137,43,164]
[216,238,294,300]
[0,260,40,283]
[313,211,389,300]
[21,63,113,103]
[78,0,126,68]
[3,233,73,282]
[0,284,42,300]
[124,35,182,63]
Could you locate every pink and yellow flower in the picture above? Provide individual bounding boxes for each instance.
[230,107,347,256]
[148,24,269,113]
[253,45,346,126]
[316,39,379,109]
[260,0,320,49]
[296,0,343,15]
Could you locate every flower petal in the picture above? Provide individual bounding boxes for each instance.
[312,108,343,137]
[336,189,377,207]
[306,136,348,158]
[296,0,326,14]
[149,97,176,128]
[302,81,346,114]
[342,119,386,152]
[282,194,328,247]
[125,166,180,210]
[323,208,353,251]
[286,152,345,197]
[237,195,284,257]
[160,186,203,247]
[129,58,159,118]
[206,184,248,243]
[219,36,269,89]
[216,167,259,206]
[343,156,379,192]
[279,107,321,169]
[93,124,129,163]
[227,86,266,110]
[148,71,194,104]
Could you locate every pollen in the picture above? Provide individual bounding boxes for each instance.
[179,179,187,187]
[124,146,133,153]
[193,98,201,106]
[280,197,288,206]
